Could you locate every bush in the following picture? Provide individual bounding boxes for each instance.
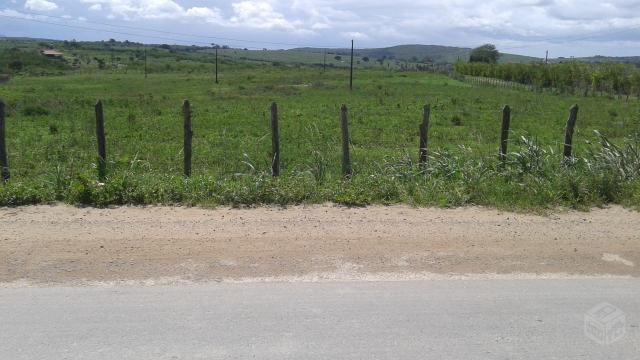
[8,60,23,71]
[21,105,50,116]
[451,114,463,126]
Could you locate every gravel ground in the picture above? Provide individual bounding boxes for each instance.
[1,204,639,285]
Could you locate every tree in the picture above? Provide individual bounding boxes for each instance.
[95,58,106,69]
[469,44,500,64]
[630,71,640,98]
[334,55,342,61]
[8,60,23,71]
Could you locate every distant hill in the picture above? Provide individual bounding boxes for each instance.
[292,44,540,64]
[5,36,640,74]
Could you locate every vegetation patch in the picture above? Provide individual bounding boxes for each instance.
[0,39,639,211]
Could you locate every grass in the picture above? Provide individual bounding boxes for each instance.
[0,38,398,76]
[1,59,640,210]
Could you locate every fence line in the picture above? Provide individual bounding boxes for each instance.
[340,104,352,177]
[270,102,280,177]
[462,75,534,91]
[0,100,582,181]
[461,74,640,101]
[183,100,192,177]
[563,105,579,160]
[418,104,430,165]
[95,100,106,180]
[0,100,8,182]
[499,105,511,163]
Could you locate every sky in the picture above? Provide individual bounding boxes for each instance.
[1,0,640,58]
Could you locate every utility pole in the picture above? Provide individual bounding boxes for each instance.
[143,45,147,79]
[349,40,354,91]
[323,49,327,72]
[215,46,219,84]
[545,50,549,64]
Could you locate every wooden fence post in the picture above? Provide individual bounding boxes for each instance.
[499,105,511,162]
[183,100,192,177]
[340,104,352,177]
[418,104,431,165]
[0,100,8,182]
[563,105,579,160]
[95,100,106,180]
[270,102,280,177]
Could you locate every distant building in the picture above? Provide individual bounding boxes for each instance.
[40,49,64,58]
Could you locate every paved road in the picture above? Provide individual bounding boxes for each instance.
[1,279,640,359]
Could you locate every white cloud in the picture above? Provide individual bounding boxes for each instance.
[7,0,640,56]
[185,6,222,23]
[311,22,330,30]
[24,0,58,11]
[230,1,299,31]
[342,31,368,41]
[0,8,47,19]
[80,0,222,22]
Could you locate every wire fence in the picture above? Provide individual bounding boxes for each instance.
[0,99,582,183]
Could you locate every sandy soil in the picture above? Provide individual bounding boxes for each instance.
[1,204,639,285]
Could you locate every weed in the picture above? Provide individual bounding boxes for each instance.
[21,104,49,116]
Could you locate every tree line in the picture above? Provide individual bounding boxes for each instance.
[455,59,640,98]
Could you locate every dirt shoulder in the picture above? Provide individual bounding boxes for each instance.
[1,204,639,285]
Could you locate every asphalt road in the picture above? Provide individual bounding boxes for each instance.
[1,279,640,360]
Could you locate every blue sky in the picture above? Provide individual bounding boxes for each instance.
[1,0,640,57]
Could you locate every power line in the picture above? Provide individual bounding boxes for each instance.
[7,10,347,49]
[9,10,640,56]
[0,14,218,47]
[1,14,302,51]
[500,24,640,51]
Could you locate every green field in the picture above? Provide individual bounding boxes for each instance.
[0,38,539,77]
[0,38,414,75]
[1,41,640,210]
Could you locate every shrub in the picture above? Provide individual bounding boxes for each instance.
[21,105,50,116]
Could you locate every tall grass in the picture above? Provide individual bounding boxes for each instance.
[0,66,639,210]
